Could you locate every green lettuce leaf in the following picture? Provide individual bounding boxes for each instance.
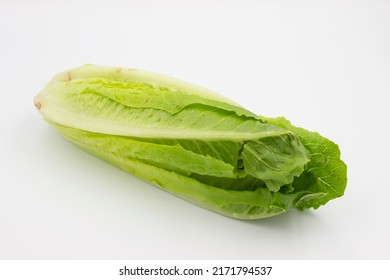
[263,117,347,210]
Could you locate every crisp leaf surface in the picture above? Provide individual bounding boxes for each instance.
[263,117,347,209]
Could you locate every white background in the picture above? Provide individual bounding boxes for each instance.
[1,0,389,260]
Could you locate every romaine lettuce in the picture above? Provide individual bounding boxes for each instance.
[34,65,347,219]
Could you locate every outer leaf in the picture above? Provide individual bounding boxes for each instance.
[56,125,235,178]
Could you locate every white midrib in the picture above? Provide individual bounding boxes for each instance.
[38,101,289,141]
